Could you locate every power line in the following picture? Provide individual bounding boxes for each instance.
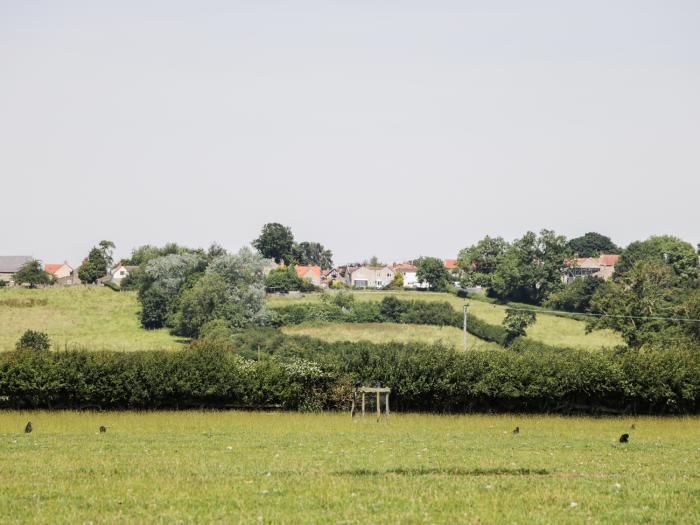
[499,306,700,324]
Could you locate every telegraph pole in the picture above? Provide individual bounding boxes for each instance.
[463,304,468,351]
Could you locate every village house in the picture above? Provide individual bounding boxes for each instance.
[389,262,428,288]
[44,262,78,285]
[0,256,32,284]
[349,265,395,289]
[564,254,620,284]
[110,262,139,285]
[295,265,322,286]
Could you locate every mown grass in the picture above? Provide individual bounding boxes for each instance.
[0,287,179,352]
[282,322,501,351]
[0,411,697,524]
[269,291,623,350]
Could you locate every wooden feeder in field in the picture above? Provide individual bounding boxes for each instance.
[351,386,390,421]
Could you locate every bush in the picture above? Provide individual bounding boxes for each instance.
[0,337,698,414]
[16,330,51,352]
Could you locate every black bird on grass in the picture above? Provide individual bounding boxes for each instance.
[512,426,519,435]
[352,380,362,388]
[99,426,107,433]
[619,433,629,443]
[24,421,32,433]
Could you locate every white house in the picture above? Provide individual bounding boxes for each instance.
[349,265,395,289]
[110,262,139,285]
[390,263,428,288]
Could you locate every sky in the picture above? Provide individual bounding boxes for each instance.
[1,0,699,267]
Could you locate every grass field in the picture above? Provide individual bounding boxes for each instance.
[0,287,179,352]
[0,411,697,524]
[282,322,501,351]
[269,291,623,350]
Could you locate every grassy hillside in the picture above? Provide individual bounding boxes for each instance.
[282,322,501,351]
[269,290,623,350]
[0,287,180,352]
[0,411,696,524]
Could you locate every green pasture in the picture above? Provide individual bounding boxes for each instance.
[0,287,179,352]
[269,290,623,350]
[282,322,501,351]
[0,411,697,524]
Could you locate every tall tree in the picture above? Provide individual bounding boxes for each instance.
[457,236,509,287]
[416,257,449,291]
[291,241,333,269]
[615,235,699,281]
[252,223,295,263]
[489,230,571,304]
[587,260,682,347]
[568,232,619,257]
[12,260,52,288]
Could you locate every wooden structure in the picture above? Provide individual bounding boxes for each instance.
[351,386,390,420]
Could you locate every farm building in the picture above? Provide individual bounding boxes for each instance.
[0,255,32,284]
[45,262,79,285]
[110,262,139,285]
[294,265,322,286]
[564,254,620,283]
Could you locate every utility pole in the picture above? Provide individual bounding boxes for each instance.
[463,304,468,351]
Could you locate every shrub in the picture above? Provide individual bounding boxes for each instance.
[1,337,698,414]
[16,330,51,352]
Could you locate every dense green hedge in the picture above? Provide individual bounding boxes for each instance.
[1,337,698,414]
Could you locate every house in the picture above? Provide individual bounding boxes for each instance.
[0,256,32,284]
[564,254,620,284]
[444,259,459,271]
[328,265,359,287]
[110,262,139,285]
[390,262,428,288]
[294,265,322,286]
[44,262,78,285]
[350,265,395,289]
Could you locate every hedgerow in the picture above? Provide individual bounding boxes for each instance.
[1,336,698,414]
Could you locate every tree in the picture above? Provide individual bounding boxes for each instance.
[503,309,537,343]
[78,240,115,284]
[291,241,333,269]
[252,223,295,263]
[587,260,681,347]
[388,271,404,289]
[265,266,307,292]
[416,257,449,291]
[616,235,698,282]
[567,232,619,257]
[457,236,509,287]
[170,273,230,338]
[16,329,51,351]
[489,230,571,304]
[544,276,607,313]
[368,256,382,267]
[12,260,52,288]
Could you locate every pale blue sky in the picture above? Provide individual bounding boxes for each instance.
[1,1,699,266]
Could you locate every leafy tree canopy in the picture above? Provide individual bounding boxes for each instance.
[568,232,619,257]
[252,223,295,263]
[12,259,52,288]
[416,257,449,291]
[292,241,333,270]
[616,235,699,281]
[457,236,509,287]
[78,240,116,284]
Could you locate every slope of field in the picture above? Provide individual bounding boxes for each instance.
[282,322,501,351]
[0,411,696,524]
[0,287,179,352]
[268,291,623,350]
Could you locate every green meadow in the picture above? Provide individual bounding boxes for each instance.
[0,411,697,524]
[0,287,179,352]
[269,290,623,350]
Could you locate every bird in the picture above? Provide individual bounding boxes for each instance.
[99,426,107,433]
[619,433,629,443]
[512,426,520,435]
[352,380,362,388]
[24,421,32,433]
